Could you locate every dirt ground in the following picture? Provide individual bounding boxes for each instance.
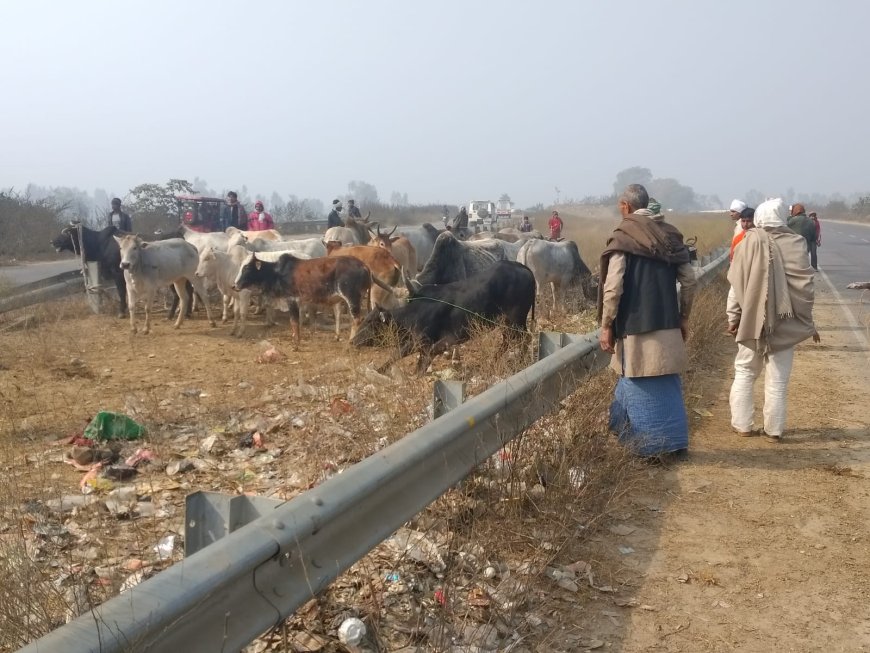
[560,286,870,652]
[2,274,868,651]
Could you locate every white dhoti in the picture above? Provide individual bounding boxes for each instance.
[729,344,795,436]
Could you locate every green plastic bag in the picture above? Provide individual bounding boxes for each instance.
[84,411,146,441]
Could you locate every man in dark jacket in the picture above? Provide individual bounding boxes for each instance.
[347,199,362,219]
[327,199,343,229]
[787,203,816,256]
[107,198,132,232]
[452,206,469,232]
[598,184,696,460]
[220,191,247,231]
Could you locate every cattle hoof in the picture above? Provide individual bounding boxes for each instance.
[117,312,126,319]
[142,328,150,335]
[209,321,217,328]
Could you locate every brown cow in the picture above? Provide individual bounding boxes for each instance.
[368,225,418,279]
[325,241,402,309]
[233,252,392,348]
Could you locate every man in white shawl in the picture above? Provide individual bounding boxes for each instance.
[726,198,820,442]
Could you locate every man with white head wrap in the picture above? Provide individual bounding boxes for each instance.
[726,198,820,442]
[729,199,748,236]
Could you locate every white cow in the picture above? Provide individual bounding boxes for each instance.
[323,226,359,245]
[516,239,594,311]
[244,237,327,258]
[114,234,215,334]
[468,238,524,262]
[181,225,229,253]
[500,227,544,240]
[195,247,252,337]
[225,226,282,242]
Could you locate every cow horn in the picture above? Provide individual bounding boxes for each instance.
[387,225,397,237]
[364,211,371,221]
[376,224,381,236]
[402,268,421,296]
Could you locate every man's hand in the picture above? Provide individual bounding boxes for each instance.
[812,330,821,343]
[599,326,615,354]
[726,321,739,336]
[680,317,690,341]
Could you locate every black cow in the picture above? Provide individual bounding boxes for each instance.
[414,230,505,286]
[51,224,193,319]
[351,260,536,374]
[51,224,127,317]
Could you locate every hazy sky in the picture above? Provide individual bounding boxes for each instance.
[2,1,868,208]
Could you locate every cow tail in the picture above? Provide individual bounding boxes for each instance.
[372,276,394,294]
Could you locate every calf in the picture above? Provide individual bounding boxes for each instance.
[195,247,252,337]
[369,225,418,278]
[352,260,536,375]
[114,234,215,334]
[325,241,402,309]
[233,253,391,348]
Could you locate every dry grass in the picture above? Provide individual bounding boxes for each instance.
[0,215,731,651]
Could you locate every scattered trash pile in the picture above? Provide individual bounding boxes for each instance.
[7,337,627,651]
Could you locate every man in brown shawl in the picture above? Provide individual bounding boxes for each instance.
[598,184,697,459]
[727,198,819,442]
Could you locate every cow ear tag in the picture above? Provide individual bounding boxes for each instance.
[255,260,262,270]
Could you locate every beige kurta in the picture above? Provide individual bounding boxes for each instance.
[600,252,697,377]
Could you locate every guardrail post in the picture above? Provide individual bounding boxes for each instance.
[433,379,465,418]
[538,331,563,360]
[185,491,283,556]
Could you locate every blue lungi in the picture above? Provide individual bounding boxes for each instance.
[609,374,689,456]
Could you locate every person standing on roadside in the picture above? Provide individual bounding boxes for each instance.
[808,211,821,270]
[727,198,820,442]
[548,210,563,240]
[347,199,363,220]
[598,184,697,461]
[327,199,343,229]
[107,197,132,232]
[452,206,469,233]
[730,207,755,261]
[247,200,274,231]
[221,191,247,231]
[787,203,816,257]
[729,199,747,236]
[519,215,533,232]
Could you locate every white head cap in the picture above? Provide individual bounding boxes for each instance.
[754,198,787,229]
[729,199,747,213]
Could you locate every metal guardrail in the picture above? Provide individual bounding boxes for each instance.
[0,270,84,314]
[19,247,729,653]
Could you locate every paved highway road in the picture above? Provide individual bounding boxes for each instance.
[0,258,81,287]
[819,220,870,288]
[816,220,870,357]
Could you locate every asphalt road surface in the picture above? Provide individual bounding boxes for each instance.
[816,219,870,359]
[0,258,81,287]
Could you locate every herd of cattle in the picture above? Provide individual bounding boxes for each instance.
[51,216,596,373]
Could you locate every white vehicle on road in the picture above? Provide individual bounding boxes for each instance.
[467,200,495,227]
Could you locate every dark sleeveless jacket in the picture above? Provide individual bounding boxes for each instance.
[613,254,681,338]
